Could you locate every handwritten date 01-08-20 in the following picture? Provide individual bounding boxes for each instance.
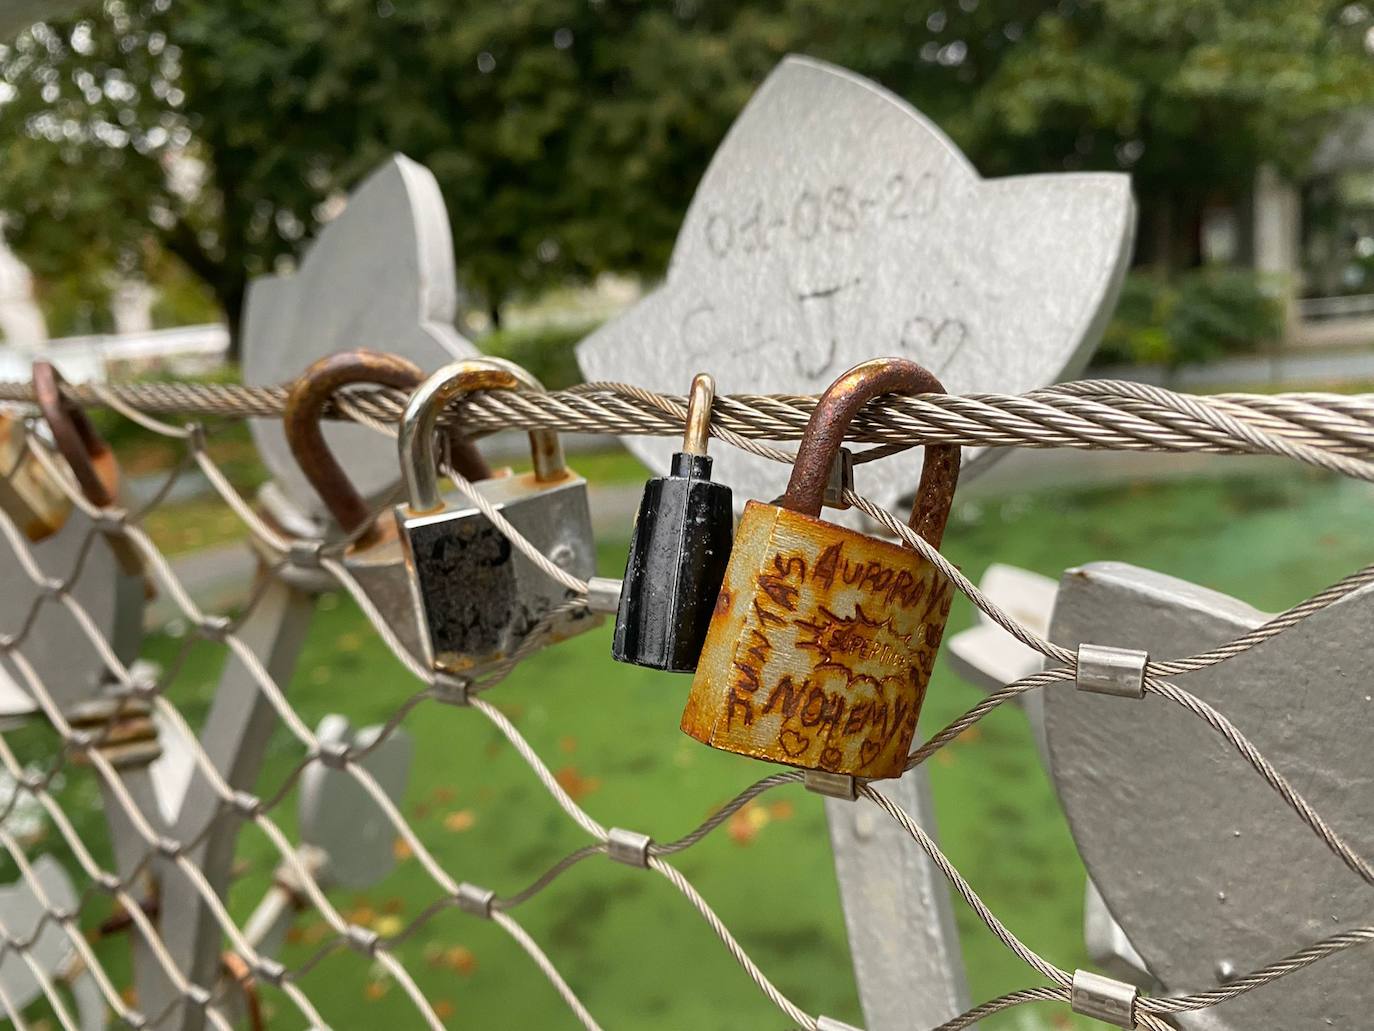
[702,171,939,261]
[682,501,953,779]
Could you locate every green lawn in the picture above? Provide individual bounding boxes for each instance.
[6,465,1372,1030]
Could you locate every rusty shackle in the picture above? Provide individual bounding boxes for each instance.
[32,360,119,508]
[779,358,961,549]
[283,349,492,542]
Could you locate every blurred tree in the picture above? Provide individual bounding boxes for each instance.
[0,0,1051,351]
[1,0,1371,353]
[960,1,1374,268]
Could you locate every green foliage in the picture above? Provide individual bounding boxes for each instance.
[1,0,1372,348]
[32,265,116,337]
[147,249,221,328]
[962,1,1374,263]
[1097,267,1283,367]
[477,321,594,390]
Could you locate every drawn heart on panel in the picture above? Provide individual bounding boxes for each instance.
[244,154,479,523]
[578,55,1135,510]
[1045,562,1374,1029]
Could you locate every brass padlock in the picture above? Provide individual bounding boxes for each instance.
[283,349,493,663]
[396,357,598,673]
[0,411,73,542]
[31,361,145,579]
[681,358,960,779]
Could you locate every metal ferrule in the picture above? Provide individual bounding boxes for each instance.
[1070,968,1138,1028]
[1076,643,1148,699]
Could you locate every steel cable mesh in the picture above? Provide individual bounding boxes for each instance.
[0,378,1367,1030]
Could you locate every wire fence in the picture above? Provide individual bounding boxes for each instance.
[0,371,1370,1030]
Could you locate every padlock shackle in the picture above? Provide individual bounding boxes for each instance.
[682,373,715,456]
[31,360,118,508]
[779,358,960,548]
[285,349,493,543]
[399,357,567,514]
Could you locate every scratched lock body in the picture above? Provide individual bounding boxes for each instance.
[398,358,597,672]
[682,359,960,779]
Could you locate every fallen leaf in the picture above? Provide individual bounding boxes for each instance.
[558,735,578,754]
[365,981,388,1002]
[555,766,601,801]
[727,803,760,846]
[432,786,456,804]
[303,921,329,944]
[768,800,794,821]
[393,837,413,860]
[444,809,477,832]
[338,632,362,652]
[374,914,403,937]
[445,945,476,975]
[346,905,376,926]
[434,1000,456,1019]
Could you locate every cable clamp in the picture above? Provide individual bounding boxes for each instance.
[804,770,858,801]
[1076,644,1147,699]
[1071,968,1138,1028]
[456,882,495,919]
[607,828,652,868]
[586,576,623,615]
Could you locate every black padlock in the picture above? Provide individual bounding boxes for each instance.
[612,373,733,672]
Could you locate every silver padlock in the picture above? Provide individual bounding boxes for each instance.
[281,349,493,663]
[396,357,598,673]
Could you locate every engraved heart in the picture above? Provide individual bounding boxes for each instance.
[778,728,811,758]
[858,738,881,769]
[899,316,967,373]
[1046,563,1374,1028]
[578,55,1134,511]
[243,155,477,521]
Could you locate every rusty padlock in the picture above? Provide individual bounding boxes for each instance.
[282,349,492,662]
[0,409,73,542]
[31,361,146,579]
[681,358,960,779]
[396,357,597,673]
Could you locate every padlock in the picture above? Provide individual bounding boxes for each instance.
[282,349,494,662]
[0,411,73,542]
[31,361,146,580]
[612,373,733,672]
[681,358,960,779]
[396,357,598,673]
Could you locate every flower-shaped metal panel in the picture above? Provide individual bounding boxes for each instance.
[578,56,1135,509]
[244,154,478,522]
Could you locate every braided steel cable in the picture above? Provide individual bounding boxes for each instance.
[7,377,1374,474]
[0,370,1372,1031]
